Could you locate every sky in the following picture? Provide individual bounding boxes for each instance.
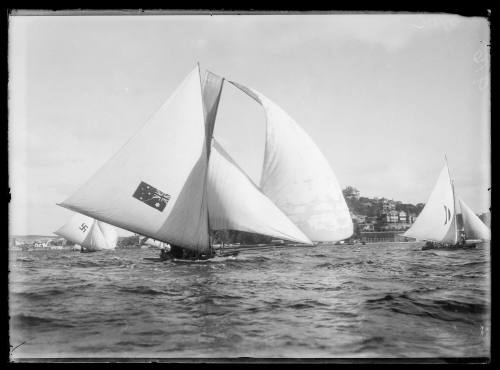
[9,12,490,236]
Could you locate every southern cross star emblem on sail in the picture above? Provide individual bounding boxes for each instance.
[132,181,171,212]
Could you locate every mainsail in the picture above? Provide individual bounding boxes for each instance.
[207,139,312,244]
[404,164,458,244]
[229,81,353,242]
[55,213,117,251]
[459,198,491,241]
[59,66,210,252]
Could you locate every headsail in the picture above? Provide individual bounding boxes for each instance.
[59,66,210,252]
[229,81,353,242]
[459,198,490,241]
[207,140,312,244]
[404,164,458,244]
[55,213,117,251]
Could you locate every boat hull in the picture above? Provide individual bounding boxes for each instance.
[422,242,477,251]
[144,250,239,262]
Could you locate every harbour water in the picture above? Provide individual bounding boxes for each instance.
[9,242,490,360]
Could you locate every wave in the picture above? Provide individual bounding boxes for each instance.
[119,286,166,295]
[315,262,335,269]
[241,255,273,263]
[16,257,35,262]
[288,302,330,310]
[315,260,374,270]
[365,293,487,324]
[11,313,76,329]
[452,261,487,269]
[13,288,67,300]
[71,260,102,268]
[353,336,388,354]
[431,298,487,315]
[307,254,328,258]
[114,340,158,348]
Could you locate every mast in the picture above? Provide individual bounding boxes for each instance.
[200,64,211,254]
[445,155,459,243]
[200,66,225,254]
[451,179,459,242]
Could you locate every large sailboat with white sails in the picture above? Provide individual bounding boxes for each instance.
[58,65,353,260]
[403,159,490,251]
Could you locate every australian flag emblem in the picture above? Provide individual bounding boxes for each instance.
[132,181,171,212]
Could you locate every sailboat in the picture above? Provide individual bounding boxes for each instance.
[403,160,490,250]
[55,213,118,252]
[58,65,352,260]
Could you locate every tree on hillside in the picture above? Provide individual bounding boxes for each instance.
[343,186,360,199]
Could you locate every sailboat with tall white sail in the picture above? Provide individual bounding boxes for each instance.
[55,213,118,252]
[58,65,352,260]
[403,160,490,250]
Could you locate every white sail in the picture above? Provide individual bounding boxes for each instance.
[59,66,210,252]
[94,221,119,250]
[201,70,224,157]
[404,164,458,244]
[55,213,117,251]
[459,198,490,241]
[141,237,167,248]
[207,140,312,244]
[229,81,353,242]
[55,213,95,245]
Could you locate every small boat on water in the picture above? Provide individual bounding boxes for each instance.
[57,65,353,260]
[403,159,490,251]
[54,213,118,252]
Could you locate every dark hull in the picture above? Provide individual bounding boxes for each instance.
[422,243,477,251]
[146,250,240,262]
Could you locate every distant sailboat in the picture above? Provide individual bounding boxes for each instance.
[58,65,352,259]
[459,198,491,243]
[403,160,490,250]
[55,213,118,252]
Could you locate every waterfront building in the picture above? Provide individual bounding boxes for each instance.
[398,211,407,223]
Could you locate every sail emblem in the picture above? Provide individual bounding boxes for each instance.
[132,181,171,212]
[79,223,89,232]
[443,205,452,225]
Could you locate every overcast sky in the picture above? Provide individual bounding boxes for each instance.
[9,12,490,236]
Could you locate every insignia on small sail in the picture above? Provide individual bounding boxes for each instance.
[132,181,171,212]
[58,65,353,259]
[443,205,452,225]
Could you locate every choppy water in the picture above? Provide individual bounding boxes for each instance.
[9,242,490,360]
